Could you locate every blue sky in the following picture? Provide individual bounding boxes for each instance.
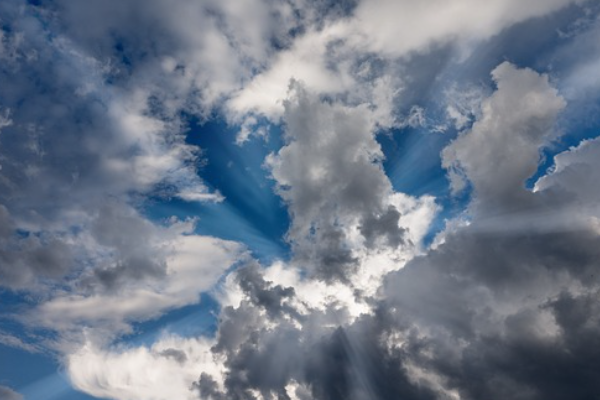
[2,1,600,399]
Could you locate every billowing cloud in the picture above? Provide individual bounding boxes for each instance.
[265,83,431,281]
[442,62,566,210]
[378,62,600,400]
[226,0,586,126]
[2,1,600,400]
[174,62,598,400]
[535,136,600,212]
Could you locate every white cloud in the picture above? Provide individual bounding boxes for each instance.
[349,0,585,57]
[227,26,356,120]
[2,2,599,399]
[28,231,246,348]
[68,335,221,400]
[225,0,582,123]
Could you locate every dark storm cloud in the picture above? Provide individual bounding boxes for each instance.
[199,218,600,399]
[375,62,600,400]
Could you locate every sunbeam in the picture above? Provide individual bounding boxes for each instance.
[2,1,600,400]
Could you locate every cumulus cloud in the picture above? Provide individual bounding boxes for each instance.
[535,136,600,211]
[62,82,439,400]
[265,83,437,282]
[375,62,600,400]
[2,1,600,400]
[167,62,600,400]
[442,62,566,210]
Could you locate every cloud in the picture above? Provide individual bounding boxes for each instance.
[374,62,600,400]
[61,78,439,398]
[348,0,585,57]
[442,62,566,210]
[265,82,434,281]
[2,1,599,400]
[380,209,600,400]
[24,215,246,348]
[167,62,600,400]
[0,385,23,400]
[535,136,600,213]
[67,336,220,400]
[0,1,225,292]
[225,0,584,125]
[0,204,73,288]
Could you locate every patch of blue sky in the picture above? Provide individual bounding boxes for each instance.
[528,116,600,189]
[18,370,97,400]
[0,344,97,400]
[145,117,290,265]
[379,125,471,248]
[115,293,221,349]
[133,118,290,347]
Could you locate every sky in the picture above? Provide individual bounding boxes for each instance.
[1,0,600,399]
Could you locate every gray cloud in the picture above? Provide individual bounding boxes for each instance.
[235,262,298,319]
[375,62,600,400]
[85,203,167,292]
[0,205,72,288]
[382,225,600,400]
[360,205,406,249]
[194,264,443,400]
[0,385,23,400]
[442,61,566,213]
[190,62,600,400]
[267,83,407,281]
[1,1,598,400]
[0,0,221,291]
[535,135,600,214]
[159,348,188,364]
